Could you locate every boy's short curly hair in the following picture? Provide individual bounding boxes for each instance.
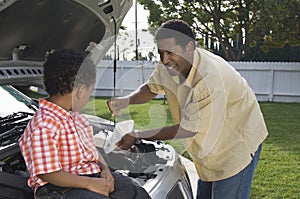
[43,49,96,96]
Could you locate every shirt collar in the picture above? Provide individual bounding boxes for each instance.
[184,49,201,87]
[39,98,72,120]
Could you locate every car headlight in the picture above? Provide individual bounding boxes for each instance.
[167,179,192,199]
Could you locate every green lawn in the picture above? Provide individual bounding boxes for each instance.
[83,98,300,198]
[251,102,300,199]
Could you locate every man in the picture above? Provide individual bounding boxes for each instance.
[107,19,268,199]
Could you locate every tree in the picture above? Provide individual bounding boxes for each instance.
[138,0,300,61]
[256,0,300,52]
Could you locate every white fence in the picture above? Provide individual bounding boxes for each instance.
[93,60,300,103]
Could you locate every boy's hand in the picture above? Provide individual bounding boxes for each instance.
[86,177,110,197]
[100,168,115,193]
[107,97,130,115]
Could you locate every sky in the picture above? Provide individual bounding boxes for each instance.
[121,1,149,31]
[109,1,158,61]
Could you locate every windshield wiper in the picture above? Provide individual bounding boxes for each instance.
[0,112,33,127]
[0,112,33,140]
[0,123,27,147]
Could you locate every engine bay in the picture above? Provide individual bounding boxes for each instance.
[92,120,173,187]
[0,113,174,198]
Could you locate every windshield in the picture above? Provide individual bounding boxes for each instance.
[0,85,37,117]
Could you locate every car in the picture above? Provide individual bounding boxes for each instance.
[0,1,193,199]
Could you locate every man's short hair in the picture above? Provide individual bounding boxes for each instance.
[155,19,195,48]
[43,49,96,96]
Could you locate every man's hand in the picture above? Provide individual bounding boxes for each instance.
[115,133,136,150]
[107,97,130,115]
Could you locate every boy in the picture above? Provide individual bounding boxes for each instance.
[19,49,150,199]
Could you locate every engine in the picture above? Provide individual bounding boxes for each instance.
[0,115,172,198]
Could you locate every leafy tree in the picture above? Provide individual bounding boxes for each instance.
[256,0,300,52]
[138,0,300,61]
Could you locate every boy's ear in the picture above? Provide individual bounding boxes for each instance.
[75,85,85,100]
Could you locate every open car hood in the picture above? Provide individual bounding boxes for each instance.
[0,2,195,198]
[0,0,132,86]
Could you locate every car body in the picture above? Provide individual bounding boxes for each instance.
[0,1,193,198]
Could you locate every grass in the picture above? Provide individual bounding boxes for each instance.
[82,98,300,198]
[250,102,300,199]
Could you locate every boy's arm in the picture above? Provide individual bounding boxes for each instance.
[38,170,111,197]
[97,150,114,192]
[97,150,109,171]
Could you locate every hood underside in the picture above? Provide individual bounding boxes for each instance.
[0,0,131,62]
[0,0,132,86]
